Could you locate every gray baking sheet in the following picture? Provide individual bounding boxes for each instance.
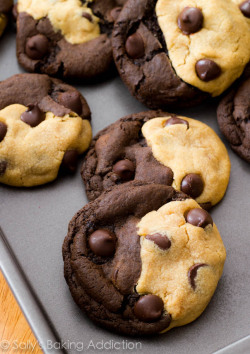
[1,24,250,354]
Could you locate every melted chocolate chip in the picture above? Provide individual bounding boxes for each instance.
[89,230,116,257]
[25,34,49,60]
[110,7,122,21]
[165,117,189,128]
[57,92,82,115]
[62,150,78,173]
[185,208,213,228]
[113,160,135,181]
[0,161,7,176]
[125,32,145,59]
[146,233,171,250]
[240,1,250,17]
[188,263,207,290]
[82,12,92,22]
[178,7,203,35]
[134,295,164,322]
[20,104,45,127]
[181,173,204,198]
[0,122,7,142]
[195,59,221,81]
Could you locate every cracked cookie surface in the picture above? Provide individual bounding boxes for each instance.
[17,0,126,80]
[217,77,250,163]
[63,181,226,336]
[0,74,92,187]
[81,111,230,208]
[112,0,250,109]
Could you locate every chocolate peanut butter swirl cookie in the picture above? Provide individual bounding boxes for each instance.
[0,0,13,37]
[16,0,126,80]
[217,77,250,163]
[112,0,250,109]
[81,111,230,208]
[0,73,92,187]
[63,182,226,336]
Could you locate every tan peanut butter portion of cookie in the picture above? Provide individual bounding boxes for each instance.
[142,116,230,206]
[18,0,100,45]
[156,0,250,96]
[0,13,7,36]
[0,104,92,186]
[136,199,226,331]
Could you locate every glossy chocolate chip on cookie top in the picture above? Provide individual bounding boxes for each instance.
[63,182,226,336]
[81,110,230,208]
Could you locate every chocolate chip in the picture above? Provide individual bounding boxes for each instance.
[0,161,7,176]
[239,1,250,17]
[146,233,171,250]
[62,150,78,173]
[125,32,145,59]
[82,12,92,22]
[0,122,7,142]
[178,7,203,35]
[20,104,45,127]
[57,92,82,115]
[134,295,164,322]
[113,159,135,181]
[195,59,221,81]
[188,263,207,290]
[181,174,204,198]
[25,34,49,60]
[110,7,122,21]
[185,208,213,228]
[165,117,189,128]
[89,230,116,257]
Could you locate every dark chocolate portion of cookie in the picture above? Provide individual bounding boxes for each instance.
[63,181,187,336]
[217,77,250,163]
[0,0,13,14]
[0,73,91,120]
[81,111,175,201]
[112,0,209,109]
[16,0,125,80]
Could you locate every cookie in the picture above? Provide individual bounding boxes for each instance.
[217,77,250,163]
[63,181,226,336]
[81,111,230,208]
[112,0,250,109]
[0,0,13,37]
[0,73,92,187]
[16,0,126,80]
